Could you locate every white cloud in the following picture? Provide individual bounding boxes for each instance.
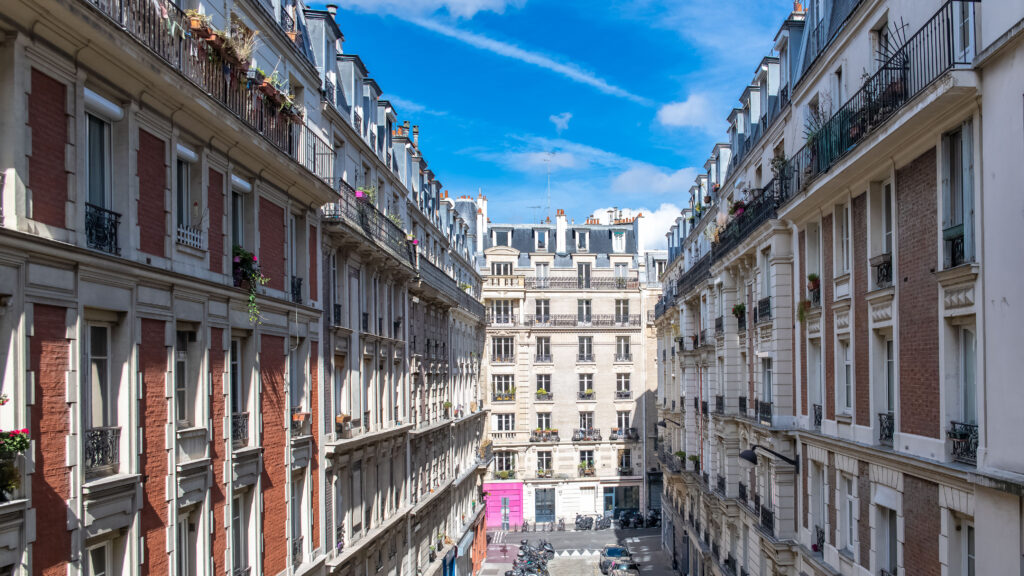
[549,112,572,133]
[592,203,684,251]
[337,0,522,19]
[407,18,652,105]
[610,165,697,195]
[656,93,722,134]
[384,94,448,117]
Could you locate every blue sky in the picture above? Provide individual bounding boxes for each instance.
[321,0,795,249]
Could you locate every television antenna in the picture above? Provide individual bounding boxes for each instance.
[542,152,554,222]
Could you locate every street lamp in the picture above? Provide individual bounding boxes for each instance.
[738,445,799,470]
[657,418,681,427]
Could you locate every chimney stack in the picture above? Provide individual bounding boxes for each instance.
[326,4,337,17]
[555,209,568,253]
[412,125,419,147]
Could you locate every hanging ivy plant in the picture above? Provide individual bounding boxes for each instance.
[233,245,270,324]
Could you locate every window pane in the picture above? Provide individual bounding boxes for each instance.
[87,115,108,207]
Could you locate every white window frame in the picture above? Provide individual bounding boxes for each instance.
[87,541,114,576]
[496,414,515,432]
[843,476,856,553]
[86,113,112,209]
[613,231,626,253]
[579,412,594,429]
[232,494,249,572]
[87,324,114,430]
[578,373,594,393]
[837,203,851,274]
[535,229,548,251]
[959,327,976,424]
[576,231,589,252]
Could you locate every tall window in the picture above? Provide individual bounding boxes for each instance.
[616,411,631,429]
[837,203,851,273]
[962,522,975,576]
[491,262,512,276]
[579,412,594,429]
[613,231,626,253]
[578,373,594,394]
[761,248,772,297]
[884,339,895,414]
[232,495,249,573]
[536,374,551,393]
[87,114,112,208]
[537,413,551,430]
[882,183,894,255]
[615,299,630,323]
[492,374,514,395]
[535,263,550,288]
[616,374,631,392]
[576,231,589,252]
[537,451,552,471]
[616,336,631,360]
[496,414,515,431]
[579,450,594,466]
[496,451,515,471]
[175,331,192,426]
[231,191,245,248]
[490,300,513,324]
[535,229,548,251]
[880,506,898,574]
[943,122,974,268]
[843,476,855,552]
[577,300,592,324]
[536,337,551,360]
[176,159,193,229]
[577,263,591,288]
[761,358,773,403]
[578,337,593,360]
[959,328,977,424]
[840,340,852,412]
[88,325,114,430]
[88,542,113,576]
[491,337,514,361]
[535,299,550,322]
[618,449,632,468]
[177,513,198,576]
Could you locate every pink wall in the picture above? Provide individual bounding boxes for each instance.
[483,482,524,528]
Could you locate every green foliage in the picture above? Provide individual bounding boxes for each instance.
[232,245,270,324]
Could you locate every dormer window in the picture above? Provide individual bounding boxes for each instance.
[494,230,510,247]
[576,231,589,252]
[535,229,548,251]
[612,231,626,253]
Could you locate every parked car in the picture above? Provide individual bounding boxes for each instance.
[610,561,641,576]
[599,546,632,574]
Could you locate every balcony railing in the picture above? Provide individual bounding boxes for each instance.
[332,304,344,327]
[577,354,595,363]
[534,354,552,363]
[291,534,303,567]
[231,412,249,449]
[529,430,559,443]
[290,276,303,304]
[701,400,708,415]
[486,315,517,326]
[279,6,295,33]
[944,224,966,268]
[491,391,516,402]
[947,421,978,465]
[535,391,553,401]
[577,390,595,400]
[85,203,121,255]
[614,353,633,362]
[85,426,120,477]
[879,411,895,445]
[322,184,414,266]
[715,395,724,414]
[491,354,515,364]
[176,224,203,249]
[524,273,639,290]
[617,466,634,476]
[781,1,978,208]
[813,403,823,429]
[755,297,772,323]
[738,396,747,415]
[757,401,773,426]
[715,316,724,336]
[624,427,639,441]
[872,253,893,289]
[323,77,336,109]
[759,504,774,533]
[677,253,711,297]
[738,482,747,503]
[716,474,726,495]
[814,525,825,553]
[523,314,641,327]
[615,389,632,400]
[810,286,822,307]
[711,183,780,264]
[578,466,596,477]
[572,428,601,441]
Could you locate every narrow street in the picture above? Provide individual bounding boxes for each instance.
[480,528,676,576]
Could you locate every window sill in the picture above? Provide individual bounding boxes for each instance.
[835,413,852,424]
[175,239,207,258]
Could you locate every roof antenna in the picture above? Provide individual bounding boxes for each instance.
[543,152,554,223]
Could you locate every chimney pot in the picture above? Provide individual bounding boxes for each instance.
[326,4,337,16]
[413,125,419,147]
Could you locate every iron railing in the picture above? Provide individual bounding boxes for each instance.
[872,253,893,288]
[810,286,822,307]
[529,430,559,443]
[572,428,601,441]
[781,1,978,208]
[715,316,724,336]
[716,474,726,495]
[323,77,336,109]
[491,391,516,402]
[85,203,121,255]
[279,6,295,33]
[615,390,632,400]
[332,304,343,327]
[879,411,895,445]
[523,314,640,327]
[712,183,780,264]
[813,403,823,429]
[756,297,772,322]
[614,353,633,362]
[524,273,638,290]
[758,401,773,426]
[738,396,747,415]
[85,426,120,477]
[290,276,303,304]
[535,354,552,363]
[291,534,303,567]
[232,412,249,449]
[677,253,711,297]
[535,391,553,401]
[738,482,747,503]
[715,395,724,414]
[577,390,595,400]
[944,224,966,268]
[577,354,595,363]
[322,182,415,266]
[815,525,825,553]
[948,421,978,465]
[759,504,774,533]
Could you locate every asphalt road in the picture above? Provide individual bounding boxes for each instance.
[480,528,675,576]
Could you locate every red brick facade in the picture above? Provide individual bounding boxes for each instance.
[897,149,941,438]
[904,475,941,576]
[260,335,287,574]
[308,224,318,302]
[822,215,835,421]
[209,170,225,274]
[852,194,870,426]
[138,130,166,257]
[857,460,870,568]
[259,198,285,292]
[139,318,168,576]
[29,304,69,576]
[799,230,807,416]
[28,69,68,229]
[210,328,227,575]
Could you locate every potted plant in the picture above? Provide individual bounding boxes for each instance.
[770,154,787,179]
[674,450,686,460]
[186,9,213,38]
[536,388,548,398]
[584,388,594,397]
[732,302,746,320]
[797,299,812,323]
[232,245,270,324]
[687,454,700,470]
[729,200,746,218]
[807,273,820,292]
[0,427,29,502]
[428,546,436,562]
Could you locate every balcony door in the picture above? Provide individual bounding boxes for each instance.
[87,114,112,210]
[577,263,591,289]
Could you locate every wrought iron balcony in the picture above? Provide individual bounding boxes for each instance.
[701,400,708,415]
[615,389,632,400]
[486,314,516,326]
[701,472,709,486]
[572,428,601,441]
[624,427,639,441]
[529,429,559,443]
[535,391,553,401]
[291,534,303,567]
[759,504,774,533]
[491,391,516,402]
[716,474,726,495]
[290,276,303,303]
[231,412,249,449]
[577,390,596,401]
[756,297,772,322]
[738,396,747,415]
[524,273,639,290]
[578,466,596,477]
[617,465,634,476]
[279,6,295,33]
[872,252,893,289]
[715,316,724,336]
[813,403,823,429]
[814,525,825,553]
[332,304,343,327]
[577,353,595,363]
[85,203,121,255]
[492,469,516,480]
[85,426,120,477]
[737,311,747,331]
[879,411,895,445]
[758,401,773,426]
[614,353,633,362]
[947,421,978,465]
[738,482,747,503]
[535,354,552,363]
[944,224,966,268]
[715,395,724,414]
[491,354,515,364]
[323,78,336,109]
[809,286,821,307]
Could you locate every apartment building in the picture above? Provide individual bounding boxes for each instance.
[654,1,1024,575]
[472,202,665,527]
[0,1,489,575]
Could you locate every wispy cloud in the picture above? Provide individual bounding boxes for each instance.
[407,18,652,105]
[592,203,684,251]
[656,93,722,134]
[384,94,449,117]
[336,0,523,19]
[549,112,572,134]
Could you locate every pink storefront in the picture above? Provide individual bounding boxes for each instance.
[483,482,524,529]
